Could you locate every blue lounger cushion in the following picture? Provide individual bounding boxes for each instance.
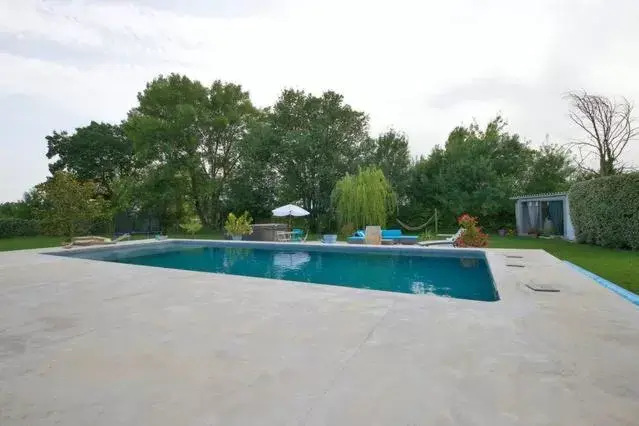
[381,229,402,239]
[381,229,417,240]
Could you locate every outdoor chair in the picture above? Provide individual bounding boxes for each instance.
[418,228,465,246]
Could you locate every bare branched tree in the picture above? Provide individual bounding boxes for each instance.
[565,90,638,176]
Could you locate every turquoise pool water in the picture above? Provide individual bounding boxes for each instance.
[68,244,498,301]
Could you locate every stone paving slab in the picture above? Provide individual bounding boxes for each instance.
[1,241,638,425]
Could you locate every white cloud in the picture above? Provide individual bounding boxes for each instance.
[1,0,639,200]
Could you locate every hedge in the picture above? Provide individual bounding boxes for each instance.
[569,173,639,249]
[0,218,41,238]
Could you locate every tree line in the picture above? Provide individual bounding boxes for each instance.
[2,74,636,236]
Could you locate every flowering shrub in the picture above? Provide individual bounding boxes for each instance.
[455,214,489,247]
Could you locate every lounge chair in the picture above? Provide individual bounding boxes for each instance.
[291,228,308,242]
[64,233,131,248]
[418,228,464,247]
[347,229,417,245]
[275,231,291,242]
[347,230,366,244]
[381,229,419,245]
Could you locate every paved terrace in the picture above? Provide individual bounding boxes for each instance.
[1,240,638,425]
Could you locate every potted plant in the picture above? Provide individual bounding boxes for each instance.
[321,216,338,244]
[498,222,514,237]
[224,212,253,241]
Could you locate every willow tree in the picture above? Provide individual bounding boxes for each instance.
[331,167,396,230]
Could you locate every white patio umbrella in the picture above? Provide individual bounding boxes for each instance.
[272,204,310,217]
[272,204,310,228]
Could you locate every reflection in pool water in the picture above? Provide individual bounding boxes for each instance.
[85,245,498,301]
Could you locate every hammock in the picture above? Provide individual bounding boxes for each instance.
[395,207,439,232]
[396,217,433,232]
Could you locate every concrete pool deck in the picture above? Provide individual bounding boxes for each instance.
[1,240,638,425]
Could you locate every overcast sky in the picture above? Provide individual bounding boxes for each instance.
[1,0,639,201]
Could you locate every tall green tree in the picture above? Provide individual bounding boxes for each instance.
[331,167,396,230]
[124,74,258,226]
[35,171,106,238]
[365,129,412,197]
[408,117,534,228]
[404,148,446,224]
[45,121,132,198]
[110,169,189,233]
[270,89,370,230]
[0,197,34,219]
[225,118,280,219]
[522,144,575,194]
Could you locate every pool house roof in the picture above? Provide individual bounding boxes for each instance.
[510,192,568,200]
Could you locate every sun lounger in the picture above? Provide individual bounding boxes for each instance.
[418,228,464,247]
[347,229,419,245]
[381,229,418,245]
[347,230,366,244]
[64,233,131,248]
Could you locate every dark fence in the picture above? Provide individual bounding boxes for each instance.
[114,212,160,237]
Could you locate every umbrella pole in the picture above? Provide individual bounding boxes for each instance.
[288,215,292,230]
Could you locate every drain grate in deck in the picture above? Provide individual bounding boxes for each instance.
[505,255,524,259]
[525,283,560,292]
[506,263,526,268]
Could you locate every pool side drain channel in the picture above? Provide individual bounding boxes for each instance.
[506,264,525,268]
[505,255,524,259]
[525,283,560,292]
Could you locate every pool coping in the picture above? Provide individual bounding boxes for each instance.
[565,260,639,307]
[45,238,498,302]
[37,238,635,310]
[3,238,639,424]
[44,238,486,258]
[39,238,568,305]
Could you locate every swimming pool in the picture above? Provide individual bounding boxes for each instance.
[55,242,499,301]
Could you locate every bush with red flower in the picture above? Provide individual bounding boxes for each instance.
[454,214,489,247]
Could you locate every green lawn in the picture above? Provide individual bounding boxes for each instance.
[489,236,638,294]
[0,236,68,252]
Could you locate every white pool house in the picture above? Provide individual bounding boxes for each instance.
[512,192,575,240]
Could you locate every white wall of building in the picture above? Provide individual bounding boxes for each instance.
[564,195,575,240]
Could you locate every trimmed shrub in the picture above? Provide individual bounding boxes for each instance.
[0,218,40,238]
[569,173,639,249]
